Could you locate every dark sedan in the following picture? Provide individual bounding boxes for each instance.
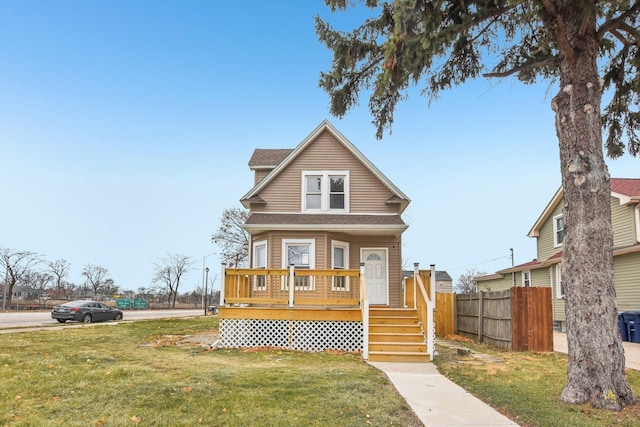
[51,300,123,324]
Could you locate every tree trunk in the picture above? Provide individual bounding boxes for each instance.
[552,3,637,410]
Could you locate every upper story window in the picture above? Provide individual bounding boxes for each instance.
[302,171,349,212]
[553,214,564,247]
[522,270,531,287]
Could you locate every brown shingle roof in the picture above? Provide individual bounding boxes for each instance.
[245,213,406,226]
[248,149,293,168]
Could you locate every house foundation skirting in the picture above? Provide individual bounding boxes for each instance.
[219,318,363,352]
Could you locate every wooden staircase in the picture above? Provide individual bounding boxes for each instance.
[367,307,430,362]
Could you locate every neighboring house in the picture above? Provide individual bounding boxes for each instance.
[218,120,436,362]
[476,178,640,331]
[404,270,453,294]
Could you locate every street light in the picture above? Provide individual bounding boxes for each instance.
[204,267,210,316]
[202,252,217,311]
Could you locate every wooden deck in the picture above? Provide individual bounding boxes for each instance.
[217,265,436,362]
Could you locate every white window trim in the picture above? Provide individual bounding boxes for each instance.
[555,264,564,299]
[331,240,350,291]
[635,205,640,243]
[301,170,350,213]
[553,214,564,248]
[522,270,531,287]
[282,238,315,290]
[252,240,268,290]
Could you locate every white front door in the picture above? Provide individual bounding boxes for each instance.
[362,249,388,305]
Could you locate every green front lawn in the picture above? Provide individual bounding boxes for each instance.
[0,318,420,426]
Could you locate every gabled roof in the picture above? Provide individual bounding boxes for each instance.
[240,120,411,211]
[528,178,640,237]
[248,149,294,170]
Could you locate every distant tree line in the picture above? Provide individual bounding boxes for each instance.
[0,247,215,311]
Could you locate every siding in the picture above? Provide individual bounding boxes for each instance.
[476,275,513,292]
[254,170,269,185]
[614,251,640,311]
[254,130,398,214]
[611,198,636,248]
[250,231,404,307]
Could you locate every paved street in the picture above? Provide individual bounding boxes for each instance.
[0,309,205,330]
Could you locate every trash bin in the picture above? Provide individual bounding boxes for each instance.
[619,312,629,342]
[622,311,640,343]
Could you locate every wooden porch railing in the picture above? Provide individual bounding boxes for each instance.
[405,264,436,361]
[220,266,362,308]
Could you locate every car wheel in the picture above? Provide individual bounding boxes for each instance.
[82,314,92,324]
[114,313,123,321]
[56,319,66,323]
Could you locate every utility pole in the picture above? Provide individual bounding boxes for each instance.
[510,248,515,287]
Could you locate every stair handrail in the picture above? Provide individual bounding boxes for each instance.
[413,263,436,361]
[360,262,369,360]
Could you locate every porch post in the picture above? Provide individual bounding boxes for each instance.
[428,263,436,361]
[219,262,226,306]
[360,262,369,360]
[288,264,295,308]
[413,262,419,310]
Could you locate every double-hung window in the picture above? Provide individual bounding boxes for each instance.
[522,271,531,287]
[282,239,315,289]
[331,240,349,290]
[302,171,349,212]
[252,241,267,290]
[555,264,564,298]
[553,214,564,247]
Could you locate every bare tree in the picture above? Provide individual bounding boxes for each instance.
[47,259,71,299]
[81,264,114,299]
[211,207,250,267]
[152,253,194,308]
[455,269,487,294]
[23,270,53,304]
[1,248,42,310]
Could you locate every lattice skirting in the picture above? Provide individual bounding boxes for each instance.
[220,319,363,352]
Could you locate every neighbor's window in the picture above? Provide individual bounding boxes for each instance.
[302,171,349,212]
[553,214,565,247]
[522,271,531,287]
[331,240,349,290]
[555,264,564,299]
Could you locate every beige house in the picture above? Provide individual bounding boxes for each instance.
[217,120,436,362]
[476,178,640,331]
[240,120,410,307]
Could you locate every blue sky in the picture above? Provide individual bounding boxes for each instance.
[1,1,638,293]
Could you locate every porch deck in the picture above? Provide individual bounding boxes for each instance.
[217,264,436,362]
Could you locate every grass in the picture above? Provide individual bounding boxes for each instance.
[434,337,640,427]
[0,318,419,426]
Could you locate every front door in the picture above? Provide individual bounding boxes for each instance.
[362,249,388,305]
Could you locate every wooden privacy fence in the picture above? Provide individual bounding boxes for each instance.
[435,293,455,337]
[455,287,553,352]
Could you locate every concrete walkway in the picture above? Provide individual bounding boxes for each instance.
[370,334,640,426]
[369,361,520,426]
[553,332,640,371]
